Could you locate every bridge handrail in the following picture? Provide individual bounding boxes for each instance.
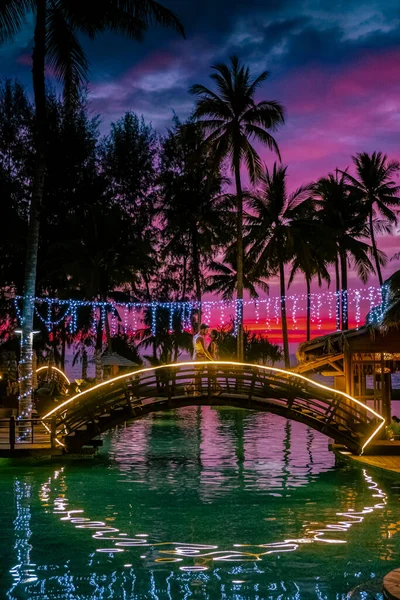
[41,361,385,454]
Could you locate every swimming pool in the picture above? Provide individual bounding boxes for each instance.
[0,407,398,599]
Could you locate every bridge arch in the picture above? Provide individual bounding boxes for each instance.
[36,365,71,394]
[43,361,385,455]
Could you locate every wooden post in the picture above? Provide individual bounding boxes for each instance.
[50,417,56,449]
[9,416,15,450]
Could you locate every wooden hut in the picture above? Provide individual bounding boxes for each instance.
[295,326,400,421]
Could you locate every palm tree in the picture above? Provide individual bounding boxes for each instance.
[246,164,312,368]
[313,171,379,330]
[341,152,400,286]
[380,270,400,331]
[288,205,331,341]
[206,257,269,300]
[0,1,184,418]
[190,55,284,360]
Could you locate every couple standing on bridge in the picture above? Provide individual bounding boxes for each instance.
[187,324,220,396]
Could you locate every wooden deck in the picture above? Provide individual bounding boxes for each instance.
[349,454,400,474]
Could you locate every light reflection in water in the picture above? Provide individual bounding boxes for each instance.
[2,408,396,599]
[42,466,386,571]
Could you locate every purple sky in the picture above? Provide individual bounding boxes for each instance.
[2,0,400,290]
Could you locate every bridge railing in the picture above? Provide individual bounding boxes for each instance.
[0,417,55,450]
[50,362,383,453]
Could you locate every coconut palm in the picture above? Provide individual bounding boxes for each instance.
[380,270,400,331]
[246,164,312,367]
[206,257,269,301]
[190,55,284,360]
[341,152,400,286]
[313,171,379,330]
[0,0,184,418]
[287,205,331,341]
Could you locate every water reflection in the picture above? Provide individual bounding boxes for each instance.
[42,467,387,570]
[8,477,38,595]
[2,407,398,599]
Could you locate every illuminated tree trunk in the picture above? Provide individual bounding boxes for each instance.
[82,348,88,380]
[19,0,46,420]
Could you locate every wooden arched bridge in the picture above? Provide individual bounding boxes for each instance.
[42,361,385,455]
[36,365,71,395]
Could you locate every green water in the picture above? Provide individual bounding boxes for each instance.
[1,407,400,599]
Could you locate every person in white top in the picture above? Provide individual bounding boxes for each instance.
[192,324,213,395]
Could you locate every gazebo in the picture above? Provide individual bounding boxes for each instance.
[101,352,139,379]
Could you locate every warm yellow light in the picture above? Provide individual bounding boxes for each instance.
[36,365,71,385]
[42,361,385,452]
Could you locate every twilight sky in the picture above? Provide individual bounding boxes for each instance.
[1,0,400,295]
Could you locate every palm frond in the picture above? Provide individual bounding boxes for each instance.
[0,0,32,43]
[46,5,89,104]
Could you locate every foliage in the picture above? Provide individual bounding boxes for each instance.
[217,322,282,365]
[136,306,193,364]
[159,115,233,301]
[341,152,400,286]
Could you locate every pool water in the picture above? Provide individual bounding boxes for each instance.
[1,407,399,599]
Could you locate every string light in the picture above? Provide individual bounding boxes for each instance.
[151,302,157,337]
[185,302,192,331]
[335,290,341,331]
[111,306,118,337]
[132,307,138,335]
[91,307,97,336]
[203,302,211,325]
[292,296,298,329]
[355,290,361,329]
[316,294,322,330]
[254,299,260,326]
[327,293,333,322]
[265,298,271,332]
[274,297,279,325]
[11,286,390,342]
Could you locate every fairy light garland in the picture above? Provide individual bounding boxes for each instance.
[254,299,260,326]
[12,286,388,339]
[151,302,157,337]
[335,291,341,331]
[292,296,298,329]
[265,298,271,331]
[123,307,129,335]
[355,290,361,329]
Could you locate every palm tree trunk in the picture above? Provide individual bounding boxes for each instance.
[19,0,46,420]
[335,253,341,331]
[191,226,202,303]
[234,155,244,362]
[279,260,290,368]
[191,226,202,326]
[181,254,188,301]
[340,250,348,330]
[369,206,383,286]
[306,276,311,342]
[82,348,88,380]
[95,318,103,381]
[105,308,112,353]
[61,322,66,371]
